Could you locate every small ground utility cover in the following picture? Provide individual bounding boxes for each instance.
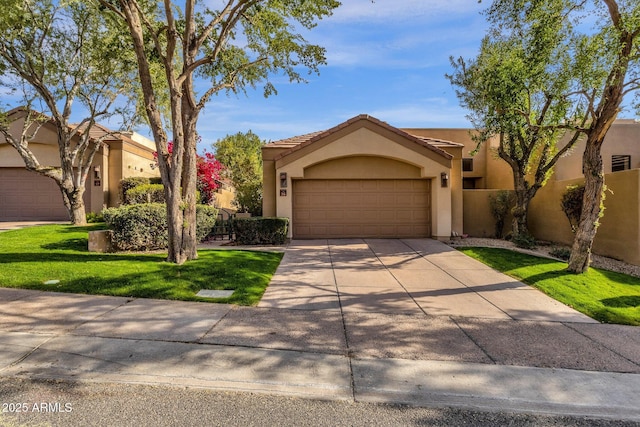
[44,280,60,285]
[197,290,234,298]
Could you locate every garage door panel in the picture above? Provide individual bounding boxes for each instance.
[0,168,69,221]
[293,179,431,239]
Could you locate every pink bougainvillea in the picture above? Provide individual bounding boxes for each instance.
[196,149,224,204]
[154,141,224,205]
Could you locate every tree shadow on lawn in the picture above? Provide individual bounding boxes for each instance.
[601,296,640,308]
[41,237,89,251]
[521,263,640,286]
[0,269,181,300]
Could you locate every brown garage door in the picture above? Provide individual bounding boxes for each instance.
[0,168,69,221]
[293,179,431,238]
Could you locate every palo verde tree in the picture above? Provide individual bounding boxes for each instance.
[447,0,588,238]
[97,0,340,264]
[0,0,136,225]
[214,131,264,216]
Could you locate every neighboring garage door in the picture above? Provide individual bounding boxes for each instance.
[293,179,431,238]
[0,168,69,221]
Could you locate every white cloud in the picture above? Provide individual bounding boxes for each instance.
[307,7,488,69]
[329,0,483,23]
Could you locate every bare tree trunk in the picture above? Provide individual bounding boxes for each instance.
[166,188,186,264]
[509,169,537,237]
[69,198,87,225]
[511,185,530,237]
[567,141,605,273]
[179,14,200,262]
[181,118,199,261]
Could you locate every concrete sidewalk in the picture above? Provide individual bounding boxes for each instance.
[0,239,639,421]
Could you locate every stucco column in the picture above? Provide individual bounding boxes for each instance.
[431,172,452,240]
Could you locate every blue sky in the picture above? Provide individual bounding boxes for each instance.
[194,1,489,148]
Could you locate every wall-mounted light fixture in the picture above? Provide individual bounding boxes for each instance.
[440,172,449,188]
[279,172,287,188]
[93,165,101,179]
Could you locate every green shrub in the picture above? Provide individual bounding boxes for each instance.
[126,183,165,204]
[512,233,537,249]
[234,217,289,245]
[549,247,571,260]
[103,203,168,251]
[196,205,219,241]
[103,203,219,251]
[561,184,585,233]
[86,212,104,223]
[119,177,150,205]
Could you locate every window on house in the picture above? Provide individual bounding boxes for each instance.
[463,178,477,189]
[462,158,474,172]
[612,155,631,172]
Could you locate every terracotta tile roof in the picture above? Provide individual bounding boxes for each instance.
[266,130,326,148]
[266,114,461,161]
[412,135,464,149]
[70,122,156,151]
[71,121,125,141]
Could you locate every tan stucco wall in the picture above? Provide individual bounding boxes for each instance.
[0,142,61,167]
[303,156,422,179]
[107,140,159,207]
[463,190,514,238]
[403,128,512,190]
[553,121,640,181]
[529,169,640,265]
[441,146,463,236]
[214,185,236,211]
[269,126,455,239]
[528,177,579,246]
[262,159,277,217]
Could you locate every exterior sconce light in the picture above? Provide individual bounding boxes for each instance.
[93,165,101,179]
[441,172,449,188]
[279,172,287,188]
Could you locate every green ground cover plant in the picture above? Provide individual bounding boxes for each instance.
[0,225,282,305]
[458,247,640,326]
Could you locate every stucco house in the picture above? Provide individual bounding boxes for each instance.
[263,115,640,266]
[262,115,464,240]
[0,109,159,221]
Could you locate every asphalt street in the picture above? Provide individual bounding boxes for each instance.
[0,378,636,427]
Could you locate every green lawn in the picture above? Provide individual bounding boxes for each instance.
[0,224,283,305]
[458,247,640,326]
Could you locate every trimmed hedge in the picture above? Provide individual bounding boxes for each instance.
[103,203,167,250]
[126,183,165,204]
[103,203,219,251]
[119,177,150,205]
[196,205,219,241]
[234,217,289,245]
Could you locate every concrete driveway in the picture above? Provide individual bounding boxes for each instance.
[260,238,595,322]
